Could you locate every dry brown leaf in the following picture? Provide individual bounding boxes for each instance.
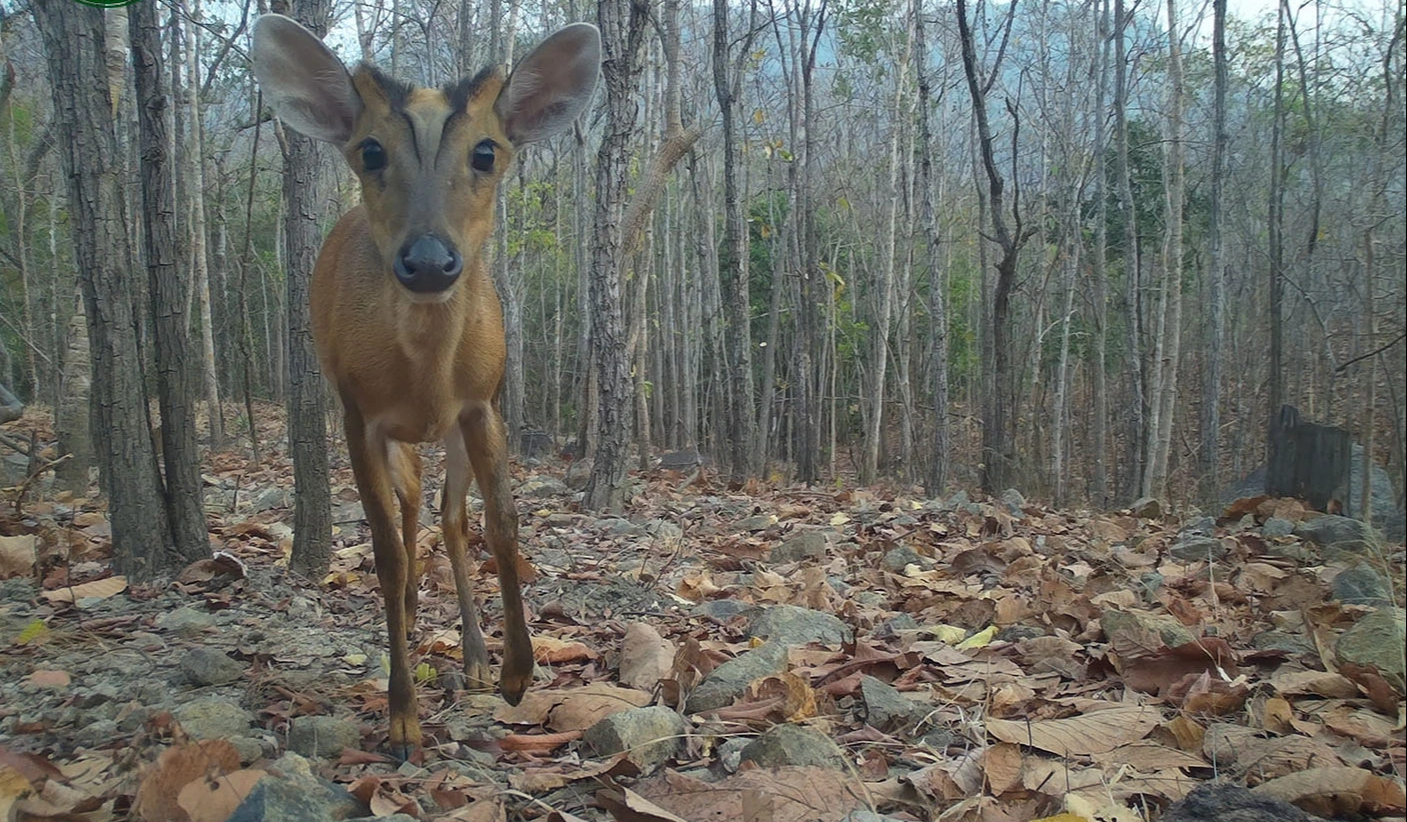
[24,670,70,690]
[41,576,127,604]
[631,767,869,822]
[0,764,31,820]
[1163,714,1206,751]
[597,787,692,822]
[1269,669,1360,699]
[498,730,582,753]
[1232,735,1346,785]
[985,704,1162,756]
[532,635,598,664]
[619,623,676,691]
[175,769,264,822]
[982,742,1024,795]
[1260,697,1295,734]
[0,534,38,579]
[1254,765,1406,816]
[131,740,240,822]
[547,683,653,733]
[442,798,507,821]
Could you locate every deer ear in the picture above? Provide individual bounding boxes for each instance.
[251,14,361,144]
[496,23,601,144]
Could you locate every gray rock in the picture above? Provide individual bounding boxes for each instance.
[1295,515,1374,549]
[1130,497,1162,519]
[881,544,931,573]
[175,697,253,739]
[999,488,1026,515]
[229,736,267,764]
[156,606,217,635]
[1335,607,1406,692]
[599,517,641,537]
[181,648,245,687]
[518,476,569,498]
[746,604,852,647]
[1180,517,1217,538]
[287,715,361,759]
[228,753,368,822]
[1332,564,1393,607]
[1169,536,1229,562]
[1251,630,1316,656]
[564,458,592,490]
[1102,609,1196,650]
[735,514,778,532]
[645,519,684,545]
[859,676,926,733]
[686,642,789,713]
[582,706,687,774]
[739,723,847,770]
[771,531,829,564]
[1162,781,1324,822]
[1266,542,1316,563]
[942,490,969,510]
[1261,517,1296,538]
[253,487,292,512]
[696,599,750,622]
[718,736,750,773]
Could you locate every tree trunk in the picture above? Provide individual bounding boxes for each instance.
[131,0,208,563]
[1265,1,1287,493]
[183,0,223,449]
[1090,0,1111,507]
[1199,0,1228,505]
[1114,0,1144,501]
[713,0,758,484]
[54,302,92,492]
[273,0,333,575]
[33,0,173,577]
[583,0,647,513]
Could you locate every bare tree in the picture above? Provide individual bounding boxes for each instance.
[1199,0,1228,503]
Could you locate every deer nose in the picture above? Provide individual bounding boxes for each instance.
[394,235,463,293]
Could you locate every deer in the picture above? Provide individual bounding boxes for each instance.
[250,14,600,759]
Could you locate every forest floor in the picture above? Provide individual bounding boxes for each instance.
[0,404,1404,822]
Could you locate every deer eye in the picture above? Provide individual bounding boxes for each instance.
[471,140,495,173]
[361,140,386,172]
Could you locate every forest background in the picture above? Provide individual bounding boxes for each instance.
[0,0,1403,575]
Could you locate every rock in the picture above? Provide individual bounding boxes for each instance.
[880,544,930,573]
[175,697,254,740]
[696,599,750,622]
[1250,630,1315,656]
[1180,517,1217,538]
[1332,564,1393,607]
[253,487,292,512]
[999,488,1026,515]
[1261,517,1296,538]
[1130,497,1162,519]
[287,715,361,759]
[156,606,217,635]
[518,476,569,498]
[1335,607,1406,692]
[735,514,778,532]
[1295,515,1375,552]
[645,519,684,546]
[657,449,707,470]
[739,723,847,770]
[771,531,829,564]
[746,604,852,647]
[1169,536,1229,562]
[181,648,245,687]
[228,753,368,822]
[858,676,926,733]
[1102,609,1197,650]
[229,736,267,764]
[599,517,641,537]
[563,458,592,490]
[1161,781,1325,822]
[941,490,969,510]
[1265,542,1316,563]
[519,430,554,458]
[686,642,789,713]
[718,736,750,773]
[582,706,687,774]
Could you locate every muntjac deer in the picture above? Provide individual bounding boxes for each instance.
[251,14,600,759]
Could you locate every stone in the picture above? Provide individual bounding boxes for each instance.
[563,458,592,490]
[735,514,778,532]
[1296,515,1375,552]
[181,648,245,687]
[156,606,217,635]
[1261,517,1296,538]
[1169,536,1229,562]
[739,723,847,770]
[287,715,361,759]
[746,604,852,647]
[582,706,687,774]
[1130,497,1162,519]
[1102,609,1197,650]
[771,531,829,564]
[175,697,254,740]
[880,544,930,573]
[686,642,789,714]
[227,753,367,822]
[1179,517,1216,538]
[999,488,1026,515]
[696,599,750,622]
[1335,607,1406,692]
[253,487,292,512]
[1332,564,1393,607]
[858,676,926,733]
[518,476,569,498]
[1161,782,1324,822]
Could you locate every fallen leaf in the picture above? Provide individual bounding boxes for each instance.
[619,623,675,691]
[986,705,1162,756]
[176,769,264,822]
[132,740,240,822]
[41,576,127,605]
[0,535,37,579]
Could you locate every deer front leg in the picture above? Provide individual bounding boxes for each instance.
[442,426,494,692]
[461,402,533,705]
[390,443,423,636]
[342,405,421,760]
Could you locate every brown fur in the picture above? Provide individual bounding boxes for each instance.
[313,65,532,759]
